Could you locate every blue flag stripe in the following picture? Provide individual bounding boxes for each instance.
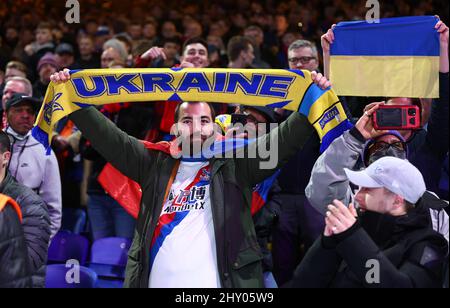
[331,16,440,57]
[299,84,330,117]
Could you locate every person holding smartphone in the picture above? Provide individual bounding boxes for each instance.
[317,17,449,197]
[305,20,449,266]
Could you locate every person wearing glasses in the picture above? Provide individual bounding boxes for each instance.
[318,18,449,197]
[305,102,449,243]
[270,39,337,286]
[287,40,319,72]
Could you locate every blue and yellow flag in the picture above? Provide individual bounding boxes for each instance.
[33,68,352,153]
[330,16,440,98]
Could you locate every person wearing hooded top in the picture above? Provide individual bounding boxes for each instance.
[4,93,61,240]
[306,103,449,242]
[318,18,449,198]
[306,17,449,239]
[291,157,448,288]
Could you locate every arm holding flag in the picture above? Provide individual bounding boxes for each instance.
[321,24,336,79]
[436,17,449,73]
[426,19,449,158]
[412,19,449,192]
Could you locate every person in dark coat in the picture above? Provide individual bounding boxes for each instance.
[0,131,50,288]
[291,157,448,288]
[0,193,32,288]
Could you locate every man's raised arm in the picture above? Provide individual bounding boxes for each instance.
[51,70,149,185]
[235,72,331,186]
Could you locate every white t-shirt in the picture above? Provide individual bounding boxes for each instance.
[148,161,221,288]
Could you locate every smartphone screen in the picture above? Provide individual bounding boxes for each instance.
[373,105,420,130]
[376,108,403,127]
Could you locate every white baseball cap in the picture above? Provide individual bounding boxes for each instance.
[344,157,426,204]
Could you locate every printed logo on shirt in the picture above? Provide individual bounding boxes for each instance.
[162,167,211,214]
[150,164,212,271]
[199,168,211,182]
[164,185,208,214]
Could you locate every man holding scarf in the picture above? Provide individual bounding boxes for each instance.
[49,68,331,288]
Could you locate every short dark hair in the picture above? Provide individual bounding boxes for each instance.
[143,18,158,27]
[6,61,27,75]
[182,37,208,54]
[162,36,182,47]
[0,131,11,154]
[37,22,52,31]
[129,21,143,27]
[245,25,263,34]
[227,36,253,62]
[174,102,216,123]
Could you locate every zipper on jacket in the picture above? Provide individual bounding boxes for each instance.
[137,153,163,287]
[209,162,230,288]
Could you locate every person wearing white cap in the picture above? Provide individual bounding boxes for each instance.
[306,20,449,240]
[305,102,449,242]
[290,157,448,288]
[345,157,426,217]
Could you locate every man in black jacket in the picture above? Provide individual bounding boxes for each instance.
[291,157,448,288]
[0,193,32,288]
[0,131,50,288]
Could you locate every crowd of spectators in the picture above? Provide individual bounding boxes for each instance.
[0,0,448,288]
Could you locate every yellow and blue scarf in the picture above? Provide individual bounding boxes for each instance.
[33,68,352,153]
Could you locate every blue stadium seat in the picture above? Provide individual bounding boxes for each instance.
[88,237,131,288]
[89,237,130,269]
[46,264,97,288]
[48,231,90,265]
[95,277,125,289]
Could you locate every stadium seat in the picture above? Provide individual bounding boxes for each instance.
[46,264,97,288]
[88,237,131,288]
[95,277,125,288]
[48,231,90,265]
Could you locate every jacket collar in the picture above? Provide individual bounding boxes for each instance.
[360,201,433,247]
[5,126,31,142]
[0,172,13,193]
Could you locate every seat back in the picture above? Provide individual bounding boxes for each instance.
[90,237,131,266]
[48,231,90,265]
[46,264,97,288]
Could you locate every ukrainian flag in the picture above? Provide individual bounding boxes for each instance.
[330,16,440,98]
